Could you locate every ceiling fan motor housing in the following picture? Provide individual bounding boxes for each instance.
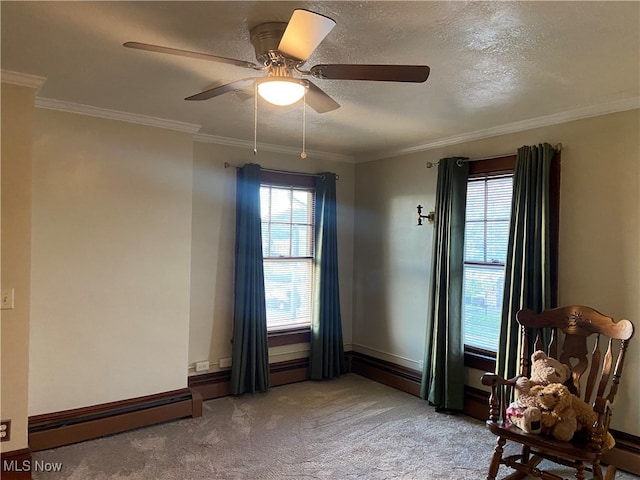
[250,22,288,65]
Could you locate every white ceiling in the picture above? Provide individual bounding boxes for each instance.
[2,1,639,161]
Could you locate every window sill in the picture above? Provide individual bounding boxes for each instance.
[268,327,311,347]
[464,346,496,372]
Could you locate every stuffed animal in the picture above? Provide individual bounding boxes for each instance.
[506,350,572,434]
[536,383,579,441]
[536,383,616,449]
[524,383,616,450]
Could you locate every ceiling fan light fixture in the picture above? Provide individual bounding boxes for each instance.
[257,78,307,106]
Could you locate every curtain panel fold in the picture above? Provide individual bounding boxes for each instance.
[310,172,345,380]
[496,143,557,380]
[230,163,270,395]
[420,157,469,410]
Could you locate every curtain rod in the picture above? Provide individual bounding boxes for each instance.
[426,143,563,168]
[223,162,339,180]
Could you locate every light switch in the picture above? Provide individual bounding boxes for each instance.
[1,289,14,310]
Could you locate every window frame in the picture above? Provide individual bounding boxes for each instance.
[463,153,561,371]
[259,170,315,346]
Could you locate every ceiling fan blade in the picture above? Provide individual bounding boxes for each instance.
[310,64,430,83]
[305,81,340,113]
[278,9,336,62]
[124,42,258,69]
[185,78,256,101]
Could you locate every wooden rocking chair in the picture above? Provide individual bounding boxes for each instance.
[481,305,634,480]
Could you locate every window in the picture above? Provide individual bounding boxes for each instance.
[462,174,513,352]
[260,182,314,331]
[461,154,560,372]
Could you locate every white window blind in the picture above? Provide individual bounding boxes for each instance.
[462,174,513,352]
[260,185,314,331]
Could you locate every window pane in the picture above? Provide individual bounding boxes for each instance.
[465,181,486,221]
[464,222,485,262]
[486,220,510,263]
[486,177,513,220]
[269,223,290,257]
[260,189,271,221]
[292,225,312,256]
[292,190,311,223]
[264,260,313,329]
[271,189,291,222]
[462,264,505,352]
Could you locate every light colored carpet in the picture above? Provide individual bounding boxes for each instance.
[32,374,638,479]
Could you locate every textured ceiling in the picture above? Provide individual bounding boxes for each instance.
[2,1,639,161]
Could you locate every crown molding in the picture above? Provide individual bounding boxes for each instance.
[31,93,637,163]
[364,96,640,162]
[1,69,47,91]
[193,132,355,163]
[35,97,201,134]
[32,96,353,160]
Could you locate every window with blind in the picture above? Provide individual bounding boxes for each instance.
[260,184,314,331]
[462,174,513,352]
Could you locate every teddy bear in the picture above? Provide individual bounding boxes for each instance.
[535,383,615,449]
[506,350,572,434]
[536,383,580,441]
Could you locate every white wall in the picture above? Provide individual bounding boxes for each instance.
[353,109,640,435]
[188,141,355,372]
[29,109,194,415]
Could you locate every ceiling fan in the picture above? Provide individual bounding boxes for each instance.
[124,9,430,113]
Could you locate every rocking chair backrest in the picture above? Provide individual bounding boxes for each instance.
[516,306,634,407]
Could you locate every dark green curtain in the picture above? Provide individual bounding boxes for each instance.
[310,172,345,380]
[230,163,270,395]
[496,143,556,380]
[420,157,469,410]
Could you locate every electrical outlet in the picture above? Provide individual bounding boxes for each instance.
[195,361,210,372]
[0,420,11,442]
[1,289,15,310]
[219,357,232,368]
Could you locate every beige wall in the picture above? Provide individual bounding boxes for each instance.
[188,141,355,372]
[353,108,640,435]
[29,109,194,415]
[4,81,637,443]
[1,82,36,452]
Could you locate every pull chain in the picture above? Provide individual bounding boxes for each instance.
[253,82,258,155]
[300,92,307,159]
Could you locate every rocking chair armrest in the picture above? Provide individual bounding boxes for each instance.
[481,373,521,388]
[481,373,522,424]
[589,397,614,451]
[593,396,612,416]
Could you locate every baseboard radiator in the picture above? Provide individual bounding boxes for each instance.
[28,388,202,452]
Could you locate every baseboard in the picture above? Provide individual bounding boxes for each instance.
[463,385,491,421]
[189,357,310,401]
[270,358,310,387]
[1,448,32,480]
[346,351,422,397]
[28,388,202,452]
[464,385,640,476]
[602,430,640,476]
